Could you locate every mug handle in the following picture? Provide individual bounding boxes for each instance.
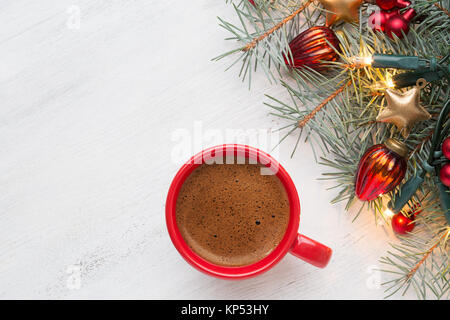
[289,234,332,268]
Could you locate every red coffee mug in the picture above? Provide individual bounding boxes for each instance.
[166,144,332,279]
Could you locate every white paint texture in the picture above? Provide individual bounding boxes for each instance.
[0,1,415,299]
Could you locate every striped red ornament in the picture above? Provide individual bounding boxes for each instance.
[355,139,408,201]
[284,26,340,70]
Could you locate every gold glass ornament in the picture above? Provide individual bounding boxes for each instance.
[376,78,431,137]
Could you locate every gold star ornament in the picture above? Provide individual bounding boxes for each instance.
[318,0,363,26]
[376,81,431,138]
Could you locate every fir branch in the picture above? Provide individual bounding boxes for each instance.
[408,129,434,159]
[242,0,314,52]
[298,80,352,128]
[405,228,450,282]
[214,0,325,85]
[434,2,450,17]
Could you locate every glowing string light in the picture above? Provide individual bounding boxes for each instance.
[384,208,395,218]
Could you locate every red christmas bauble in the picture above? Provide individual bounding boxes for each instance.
[395,0,411,8]
[439,163,450,187]
[376,0,397,10]
[384,8,416,38]
[284,26,340,71]
[392,212,415,234]
[248,0,255,5]
[368,10,392,32]
[442,137,450,160]
[374,0,411,11]
[355,138,408,201]
[385,14,409,38]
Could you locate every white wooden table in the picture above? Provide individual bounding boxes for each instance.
[0,0,416,299]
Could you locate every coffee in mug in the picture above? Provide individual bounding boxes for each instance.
[176,159,290,267]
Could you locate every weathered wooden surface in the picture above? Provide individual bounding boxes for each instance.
[0,0,415,299]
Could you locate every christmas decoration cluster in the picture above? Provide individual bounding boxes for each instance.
[368,0,416,38]
[217,0,449,299]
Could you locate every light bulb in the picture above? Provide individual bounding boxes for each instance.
[371,73,396,90]
[386,78,395,88]
[384,208,395,218]
[350,55,373,67]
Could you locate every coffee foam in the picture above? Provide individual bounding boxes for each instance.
[176,161,290,267]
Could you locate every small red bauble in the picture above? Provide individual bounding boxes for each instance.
[439,163,450,187]
[376,0,411,10]
[395,0,412,7]
[370,7,416,39]
[384,8,416,39]
[392,212,415,234]
[369,10,394,32]
[384,13,409,38]
[442,137,450,160]
[284,26,340,71]
[248,0,256,5]
[376,0,397,10]
[355,138,408,201]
